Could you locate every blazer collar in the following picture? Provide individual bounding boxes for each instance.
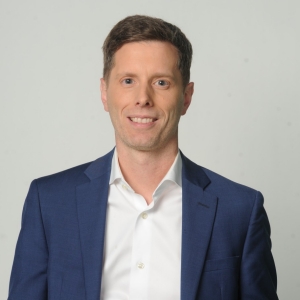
[180,151,211,189]
[83,149,210,187]
[84,149,114,180]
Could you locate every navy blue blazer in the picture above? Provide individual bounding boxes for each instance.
[9,150,278,300]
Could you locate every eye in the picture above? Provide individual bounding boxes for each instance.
[122,78,134,85]
[155,80,169,87]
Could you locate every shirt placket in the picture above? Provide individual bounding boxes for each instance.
[127,189,153,300]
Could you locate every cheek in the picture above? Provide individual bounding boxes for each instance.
[168,101,185,118]
[108,89,131,108]
[106,91,120,113]
[107,99,127,126]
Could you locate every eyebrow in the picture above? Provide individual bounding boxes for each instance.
[114,73,136,79]
[152,72,175,79]
[114,72,176,80]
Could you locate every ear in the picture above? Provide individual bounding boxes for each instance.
[181,82,194,115]
[100,78,109,112]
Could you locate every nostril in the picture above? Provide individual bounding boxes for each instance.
[136,99,152,106]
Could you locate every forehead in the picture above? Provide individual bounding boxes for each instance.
[112,41,180,73]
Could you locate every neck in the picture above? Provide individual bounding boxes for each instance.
[116,141,179,205]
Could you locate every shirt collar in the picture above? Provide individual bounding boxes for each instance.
[109,149,182,188]
[109,150,123,185]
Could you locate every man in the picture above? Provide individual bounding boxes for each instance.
[9,15,278,300]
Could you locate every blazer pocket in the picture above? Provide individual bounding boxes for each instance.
[203,256,241,272]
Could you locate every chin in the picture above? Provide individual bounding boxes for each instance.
[123,139,160,152]
[128,144,158,152]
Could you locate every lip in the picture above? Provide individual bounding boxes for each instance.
[128,115,158,119]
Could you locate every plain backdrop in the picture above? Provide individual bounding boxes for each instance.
[1,0,299,298]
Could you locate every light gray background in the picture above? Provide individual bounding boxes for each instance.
[1,0,299,298]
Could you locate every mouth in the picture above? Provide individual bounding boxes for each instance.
[129,117,157,124]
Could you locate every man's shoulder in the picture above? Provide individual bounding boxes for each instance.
[183,155,260,203]
[34,150,114,189]
[203,167,257,195]
[190,161,262,214]
[36,161,92,185]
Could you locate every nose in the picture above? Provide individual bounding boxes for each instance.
[135,84,153,107]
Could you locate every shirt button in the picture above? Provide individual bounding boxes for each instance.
[141,213,148,219]
[137,262,145,269]
[122,184,127,190]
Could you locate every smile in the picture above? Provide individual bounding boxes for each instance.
[129,117,156,123]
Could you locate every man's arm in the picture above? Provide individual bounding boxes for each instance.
[240,191,278,299]
[8,180,48,300]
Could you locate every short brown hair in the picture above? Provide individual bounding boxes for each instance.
[102,15,193,87]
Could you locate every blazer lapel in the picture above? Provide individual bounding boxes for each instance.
[76,150,114,300]
[180,154,218,300]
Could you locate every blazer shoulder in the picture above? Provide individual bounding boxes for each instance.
[203,167,257,194]
[181,153,258,197]
[200,166,262,214]
[34,149,114,192]
[36,161,92,187]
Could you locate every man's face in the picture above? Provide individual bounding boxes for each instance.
[100,41,193,152]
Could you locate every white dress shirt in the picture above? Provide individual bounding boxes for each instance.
[100,150,182,300]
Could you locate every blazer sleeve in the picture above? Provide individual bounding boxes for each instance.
[8,180,48,300]
[240,191,278,299]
